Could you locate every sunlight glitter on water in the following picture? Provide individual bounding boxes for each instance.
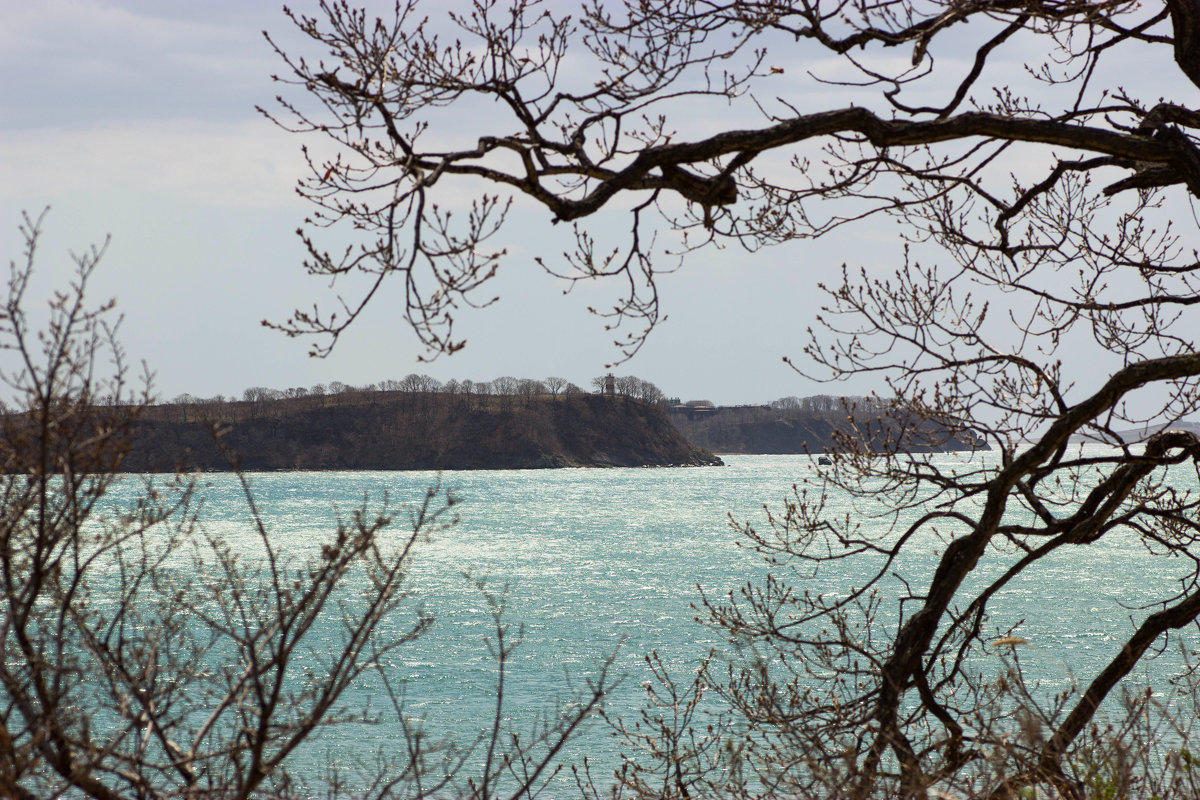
[97,449,1200,791]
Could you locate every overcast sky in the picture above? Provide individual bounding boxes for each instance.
[0,0,887,405]
[3,1,1192,411]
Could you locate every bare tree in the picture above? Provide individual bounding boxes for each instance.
[499,376,524,395]
[491,376,519,412]
[517,378,548,407]
[769,396,801,412]
[0,213,613,800]
[632,378,665,406]
[261,0,1200,362]
[398,372,433,393]
[264,2,1200,798]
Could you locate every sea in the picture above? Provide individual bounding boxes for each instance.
[105,447,1200,794]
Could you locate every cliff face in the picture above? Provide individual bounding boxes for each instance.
[123,393,723,472]
[667,404,986,455]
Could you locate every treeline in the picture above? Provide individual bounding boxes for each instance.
[769,394,866,413]
[147,374,666,423]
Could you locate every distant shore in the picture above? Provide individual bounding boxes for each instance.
[666,401,987,455]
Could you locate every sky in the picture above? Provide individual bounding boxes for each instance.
[0,0,892,406]
[1,0,1193,412]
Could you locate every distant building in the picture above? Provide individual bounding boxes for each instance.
[604,373,615,396]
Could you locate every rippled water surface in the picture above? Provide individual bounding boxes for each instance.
[113,449,1199,790]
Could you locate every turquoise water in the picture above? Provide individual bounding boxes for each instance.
[108,450,1199,792]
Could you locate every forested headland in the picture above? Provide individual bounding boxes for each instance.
[121,379,721,471]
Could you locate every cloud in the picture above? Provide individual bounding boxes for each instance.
[2,0,259,60]
[0,118,306,209]
[1,0,279,130]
